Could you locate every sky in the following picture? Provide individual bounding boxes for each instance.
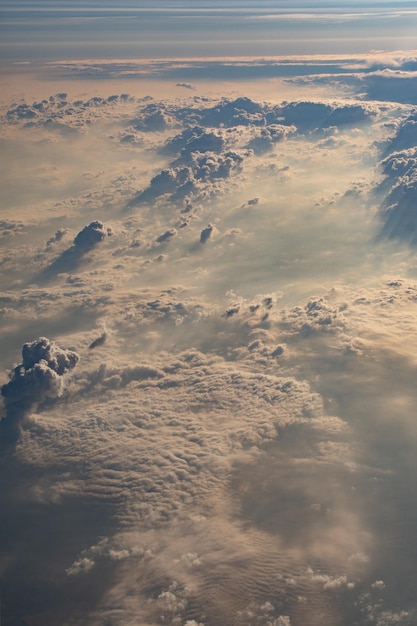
[1,0,417,60]
[2,2,417,626]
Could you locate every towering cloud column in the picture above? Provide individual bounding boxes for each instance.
[0,337,79,444]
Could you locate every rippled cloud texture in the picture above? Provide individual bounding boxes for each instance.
[2,4,417,625]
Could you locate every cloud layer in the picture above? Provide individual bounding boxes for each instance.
[2,57,417,625]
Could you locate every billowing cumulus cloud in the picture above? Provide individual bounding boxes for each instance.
[161,127,225,158]
[130,101,176,132]
[272,101,375,133]
[5,92,137,133]
[39,220,108,280]
[246,124,295,154]
[73,220,107,252]
[0,337,79,443]
[130,150,245,207]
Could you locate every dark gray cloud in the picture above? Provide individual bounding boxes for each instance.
[130,150,244,207]
[4,93,137,132]
[159,97,375,134]
[0,219,25,239]
[287,55,417,105]
[119,132,144,146]
[271,101,375,133]
[0,337,79,444]
[382,115,417,155]
[363,71,417,106]
[88,332,107,350]
[200,223,215,244]
[46,229,68,247]
[375,114,417,244]
[73,220,107,252]
[40,221,108,281]
[380,149,417,181]
[130,102,176,132]
[161,127,225,158]
[246,124,295,154]
[196,96,266,128]
[156,228,177,244]
[379,179,417,245]
[280,297,347,336]
[151,97,267,131]
[131,167,192,205]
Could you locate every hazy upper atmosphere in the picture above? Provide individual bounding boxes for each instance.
[2,2,417,625]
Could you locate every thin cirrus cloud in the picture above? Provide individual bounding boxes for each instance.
[1,1,417,61]
[250,9,417,20]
